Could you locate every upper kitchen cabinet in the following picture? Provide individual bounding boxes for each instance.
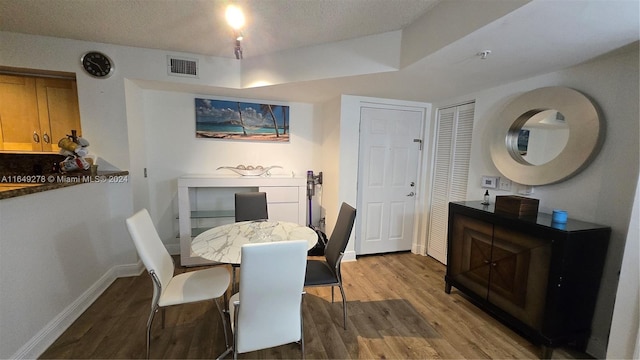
[0,74,81,152]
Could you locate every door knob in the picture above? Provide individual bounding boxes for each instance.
[406,192,415,197]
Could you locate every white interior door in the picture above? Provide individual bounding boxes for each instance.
[357,106,424,255]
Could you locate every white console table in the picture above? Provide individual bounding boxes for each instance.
[178,174,307,266]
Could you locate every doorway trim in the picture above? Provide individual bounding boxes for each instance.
[337,95,431,260]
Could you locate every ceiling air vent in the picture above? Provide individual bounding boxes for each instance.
[167,56,198,78]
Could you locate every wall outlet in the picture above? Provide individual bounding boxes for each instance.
[498,177,512,191]
[518,185,534,195]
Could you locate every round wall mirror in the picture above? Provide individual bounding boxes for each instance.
[490,87,603,185]
[508,109,570,166]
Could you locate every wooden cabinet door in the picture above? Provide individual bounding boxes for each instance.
[0,75,41,151]
[0,75,81,152]
[35,78,81,152]
[488,226,551,330]
[448,213,493,299]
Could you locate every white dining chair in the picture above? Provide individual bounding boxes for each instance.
[126,208,231,359]
[227,240,308,359]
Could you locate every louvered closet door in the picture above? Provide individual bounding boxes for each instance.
[427,102,474,264]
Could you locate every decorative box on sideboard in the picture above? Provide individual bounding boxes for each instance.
[494,195,540,218]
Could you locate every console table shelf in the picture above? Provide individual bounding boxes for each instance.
[191,210,235,218]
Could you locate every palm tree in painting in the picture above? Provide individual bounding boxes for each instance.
[282,106,288,134]
[236,102,247,136]
[261,104,280,137]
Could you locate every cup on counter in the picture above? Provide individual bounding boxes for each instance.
[552,209,568,224]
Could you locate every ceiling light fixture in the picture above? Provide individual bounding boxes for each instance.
[477,50,492,59]
[234,39,243,60]
[226,4,245,60]
[225,5,245,30]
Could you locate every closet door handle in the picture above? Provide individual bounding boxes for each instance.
[43,132,50,144]
[33,131,40,143]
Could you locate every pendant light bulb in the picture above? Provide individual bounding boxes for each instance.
[225,5,245,30]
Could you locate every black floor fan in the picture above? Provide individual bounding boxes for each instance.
[306,171,327,256]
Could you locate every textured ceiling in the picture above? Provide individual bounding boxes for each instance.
[0,0,440,58]
[0,0,638,103]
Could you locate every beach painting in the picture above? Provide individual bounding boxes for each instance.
[195,98,290,142]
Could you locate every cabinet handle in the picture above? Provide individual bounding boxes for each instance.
[33,131,40,143]
[43,132,50,144]
[491,262,497,267]
[483,259,490,264]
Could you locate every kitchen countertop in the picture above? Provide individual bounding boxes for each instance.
[0,170,129,200]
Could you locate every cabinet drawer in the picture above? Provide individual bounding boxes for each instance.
[260,186,299,203]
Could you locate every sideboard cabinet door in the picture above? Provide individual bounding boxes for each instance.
[447,213,492,300]
[489,225,551,330]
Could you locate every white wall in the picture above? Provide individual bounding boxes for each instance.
[432,44,639,357]
[137,89,319,246]
[607,177,639,359]
[318,96,342,235]
[0,182,136,359]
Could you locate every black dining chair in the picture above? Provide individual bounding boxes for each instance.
[235,192,268,222]
[304,202,356,329]
[232,192,269,290]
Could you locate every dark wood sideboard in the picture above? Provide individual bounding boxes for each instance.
[445,201,610,358]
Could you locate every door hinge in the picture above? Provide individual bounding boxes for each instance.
[413,139,423,150]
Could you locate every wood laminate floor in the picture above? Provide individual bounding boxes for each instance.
[40,252,591,359]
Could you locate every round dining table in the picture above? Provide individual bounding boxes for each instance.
[191,220,317,265]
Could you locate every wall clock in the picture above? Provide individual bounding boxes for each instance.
[80,51,114,78]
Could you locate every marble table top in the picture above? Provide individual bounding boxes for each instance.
[191,220,317,264]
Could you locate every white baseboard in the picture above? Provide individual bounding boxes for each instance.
[11,261,143,359]
[412,243,426,256]
[343,250,357,262]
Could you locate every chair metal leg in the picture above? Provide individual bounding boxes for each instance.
[146,305,159,359]
[331,286,334,303]
[231,264,240,293]
[338,283,347,330]
[161,307,166,328]
[300,294,305,359]
[233,302,240,360]
[214,297,233,359]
